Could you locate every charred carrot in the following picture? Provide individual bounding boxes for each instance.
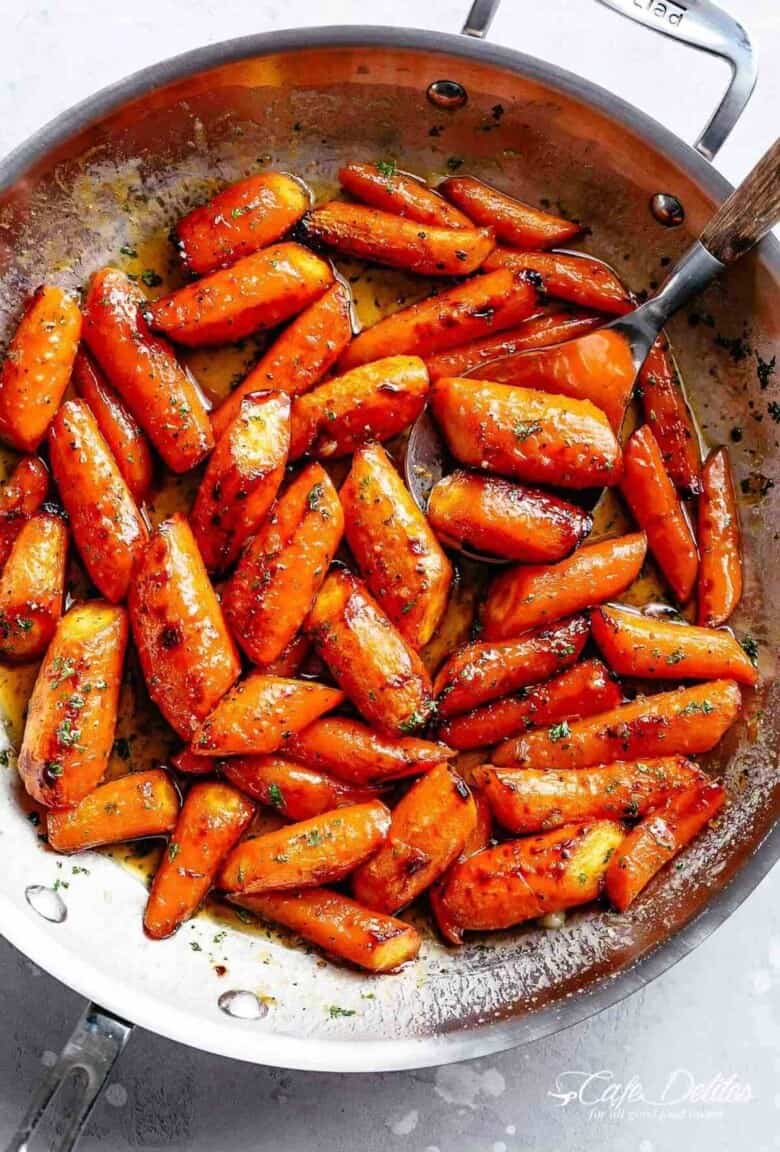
[0,509,67,663]
[339,163,472,228]
[483,249,632,314]
[46,769,179,853]
[430,788,493,944]
[0,456,49,570]
[697,446,743,627]
[286,715,454,785]
[638,338,701,495]
[219,754,380,820]
[439,176,581,249]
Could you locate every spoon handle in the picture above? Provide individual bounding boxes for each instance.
[700,138,780,263]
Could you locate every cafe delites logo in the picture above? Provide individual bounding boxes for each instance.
[547,1067,753,1121]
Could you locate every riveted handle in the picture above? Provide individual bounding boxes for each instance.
[700,138,780,262]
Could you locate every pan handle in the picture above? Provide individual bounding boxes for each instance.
[3,1003,132,1152]
[461,0,757,161]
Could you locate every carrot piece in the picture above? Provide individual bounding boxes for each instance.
[605,781,726,910]
[46,769,179,853]
[307,568,435,737]
[697,446,743,627]
[439,176,581,249]
[483,249,632,314]
[256,633,311,678]
[621,424,698,604]
[492,679,741,768]
[289,355,428,459]
[434,615,590,718]
[171,748,215,776]
[219,754,380,820]
[483,532,647,641]
[128,514,240,739]
[144,243,333,347]
[426,470,591,563]
[0,286,81,452]
[339,163,472,228]
[0,510,67,663]
[591,603,757,685]
[638,337,702,495]
[439,658,622,750]
[174,172,309,277]
[230,886,421,972]
[72,348,154,503]
[17,603,127,808]
[301,200,494,276]
[143,781,254,939]
[286,715,454,784]
[191,391,289,572]
[0,456,49,571]
[338,268,537,371]
[430,788,493,944]
[211,282,353,440]
[219,799,391,893]
[189,674,344,757]
[436,839,542,932]
[49,399,148,603]
[340,442,452,649]
[82,268,213,473]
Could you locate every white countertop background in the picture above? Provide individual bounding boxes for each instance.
[0,2,778,1149]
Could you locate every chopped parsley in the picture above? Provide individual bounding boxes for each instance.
[513,420,542,442]
[665,649,685,666]
[141,269,163,288]
[376,159,397,180]
[327,1005,356,1018]
[267,783,285,810]
[740,634,759,667]
[168,842,181,862]
[548,721,571,742]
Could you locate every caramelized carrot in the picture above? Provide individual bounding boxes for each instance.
[492,679,741,768]
[49,399,148,603]
[0,509,67,663]
[0,286,81,452]
[82,268,213,473]
[17,603,127,807]
[340,442,452,649]
[434,615,590,718]
[439,176,581,249]
[436,839,542,933]
[128,514,240,739]
[223,463,343,664]
[605,781,726,910]
[219,800,390,892]
[339,163,472,228]
[483,249,632,314]
[430,788,493,944]
[144,243,333,346]
[638,337,702,494]
[482,533,647,640]
[697,446,743,627]
[591,603,758,685]
[621,425,698,604]
[286,715,454,784]
[191,391,290,572]
[256,633,311,678]
[174,171,309,276]
[219,754,380,820]
[46,769,179,853]
[171,748,215,776]
[0,456,49,570]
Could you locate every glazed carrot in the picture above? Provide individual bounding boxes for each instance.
[591,603,758,685]
[340,442,452,649]
[143,781,255,939]
[174,171,309,276]
[482,533,647,640]
[289,355,428,459]
[46,769,179,854]
[219,800,391,892]
[697,446,743,627]
[0,456,49,570]
[339,163,472,228]
[0,510,67,663]
[475,755,703,833]
[338,268,537,371]
[72,348,154,502]
[302,201,494,276]
[128,514,240,739]
[483,249,632,314]
[82,268,213,473]
[286,715,454,784]
[17,603,127,808]
[470,328,636,432]
[430,788,493,944]
[256,633,312,678]
[190,391,290,572]
[436,839,542,933]
[211,281,353,439]
[189,674,344,757]
[605,781,726,911]
[49,400,149,603]
[144,243,333,346]
[439,176,581,249]
[434,615,590,718]
[352,762,477,913]
[0,286,81,452]
[426,470,591,563]
[638,337,701,494]
[492,679,741,768]
[307,568,435,737]
[621,425,698,604]
[223,463,343,664]
[439,658,622,750]
[219,754,380,820]
[171,748,215,776]
[230,887,420,972]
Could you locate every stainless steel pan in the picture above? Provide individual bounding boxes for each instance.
[1,2,777,1148]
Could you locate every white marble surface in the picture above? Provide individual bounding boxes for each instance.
[0,1,778,1149]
